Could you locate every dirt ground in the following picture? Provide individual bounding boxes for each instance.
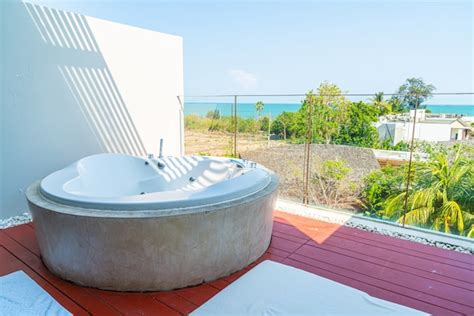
[184,129,286,156]
[184,129,379,211]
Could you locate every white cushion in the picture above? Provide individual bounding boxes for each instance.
[191,260,427,315]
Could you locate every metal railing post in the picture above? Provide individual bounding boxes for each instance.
[233,95,238,157]
[303,95,313,205]
[402,96,419,227]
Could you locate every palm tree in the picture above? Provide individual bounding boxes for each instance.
[370,92,392,115]
[382,146,474,236]
[255,101,264,118]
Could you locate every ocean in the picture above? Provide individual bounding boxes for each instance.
[184,102,474,118]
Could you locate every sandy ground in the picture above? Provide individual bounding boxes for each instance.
[184,129,286,156]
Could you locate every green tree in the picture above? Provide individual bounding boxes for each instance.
[361,165,406,217]
[259,116,270,132]
[206,109,220,119]
[382,146,474,236]
[298,82,350,144]
[255,101,265,118]
[370,92,392,115]
[271,112,297,139]
[312,160,353,206]
[335,101,380,148]
[388,95,404,113]
[394,78,436,110]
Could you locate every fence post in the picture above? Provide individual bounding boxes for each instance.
[303,95,313,205]
[233,95,238,157]
[402,96,419,227]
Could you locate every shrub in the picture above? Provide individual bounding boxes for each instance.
[360,165,406,217]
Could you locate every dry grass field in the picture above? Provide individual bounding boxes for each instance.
[184,129,286,156]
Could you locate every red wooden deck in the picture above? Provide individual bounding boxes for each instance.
[1,211,472,315]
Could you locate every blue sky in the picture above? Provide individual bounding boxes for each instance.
[32,0,473,104]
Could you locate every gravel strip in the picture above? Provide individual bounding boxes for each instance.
[0,212,32,229]
[343,221,473,255]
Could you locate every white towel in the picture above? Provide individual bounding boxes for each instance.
[0,270,72,316]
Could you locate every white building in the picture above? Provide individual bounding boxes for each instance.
[376,110,472,145]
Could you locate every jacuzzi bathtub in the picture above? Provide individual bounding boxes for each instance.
[26,154,278,291]
[40,154,271,210]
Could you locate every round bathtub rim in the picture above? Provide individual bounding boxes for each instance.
[39,155,272,210]
[26,174,279,219]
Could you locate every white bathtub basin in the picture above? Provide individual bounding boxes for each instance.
[40,154,271,210]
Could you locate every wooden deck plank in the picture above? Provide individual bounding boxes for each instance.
[294,244,474,307]
[1,211,472,316]
[274,212,473,268]
[206,278,230,290]
[272,221,312,241]
[265,244,292,258]
[334,226,473,264]
[269,235,305,253]
[283,257,461,316]
[0,246,87,316]
[304,237,474,289]
[3,224,41,257]
[273,219,472,288]
[89,289,181,316]
[0,231,122,315]
[173,284,220,306]
[272,229,309,244]
[153,291,198,314]
[287,253,473,315]
[331,230,474,269]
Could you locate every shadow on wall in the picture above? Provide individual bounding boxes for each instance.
[23,2,146,156]
[2,1,157,218]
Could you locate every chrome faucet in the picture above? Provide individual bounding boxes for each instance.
[159,138,164,158]
[155,139,165,169]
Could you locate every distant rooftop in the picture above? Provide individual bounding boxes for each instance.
[381,110,472,129]
[422,118,463,124]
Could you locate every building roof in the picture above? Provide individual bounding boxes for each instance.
[420,118,471,129]
[420,119,457,124]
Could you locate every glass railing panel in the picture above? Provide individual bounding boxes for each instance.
[182,92,473,239]
[235,96,305,203]
[183,97,234,157]
[389,96,474,237]
[297,94,382,216]
[298,92,474,238]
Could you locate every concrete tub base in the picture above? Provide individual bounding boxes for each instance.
[26,177,278,291]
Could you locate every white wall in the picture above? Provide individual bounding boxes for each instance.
[0,1,184,218]
[378,122,454,144]
[393,123,408,145]
[416,123,451,142]
[376,122,409,145]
